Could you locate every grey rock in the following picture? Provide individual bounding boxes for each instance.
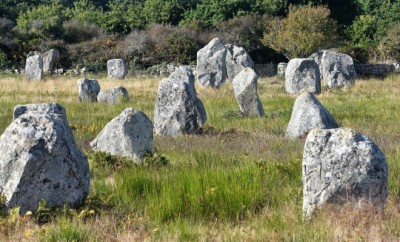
[154,78,207,136]
[13,103,67,120]
[168,66,195,89]
[77,78,100,102]
[97,86,129,104]
[0,103,90,214]
[25,55,44,81]
[321,50,356,88]
[197,38,227,88]
[43,49,60,74]
[107,59,128,79]
[302,128,388,220]
[308,51,325,80]
[226,45,254,81]
[27,51,41,58]
[232,68,264,117]
[277,63,287,77]
[285,58,321,94]
[90,108,153,163]
[286,92,338,138]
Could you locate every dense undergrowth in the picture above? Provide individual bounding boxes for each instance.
[0,74,400,241]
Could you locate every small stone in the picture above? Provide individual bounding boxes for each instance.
[286,92,338,138]
[232,68,264,117]
[107,59,128,79]
[90,108,153,163]
[285,58,321,94]
[77,78,100,102]
[97,86,129,104]
[25,55,43,81]
[302,128,388,220]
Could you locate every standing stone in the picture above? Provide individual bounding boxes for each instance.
[0,103,90,214]
[13,103,67,120]
[25,55,44,81]
[285,58,321,94]
[308,50,324,80]
[107,59,128,79]
[154,78,207,136]
[90,108,153,163]
[97,86,129,104]
[169,66,195,89]
[226,45,254,81]
[232,68,264,117]
[286,92,338,138]
[197,38,227,88]
[77,78,100,102]
[321,50,356,88]
[43,49,60,74]
[302,128,388,220]
[277,63,287,77]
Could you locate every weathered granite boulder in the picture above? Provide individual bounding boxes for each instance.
[285,58,321,94]
[13,103,66,120]
[0,103,90,214]
[91,108,153,163]
[154,78,207,136]
[107,59,128,79]
[226,45,254,81]
[308,51,324,80]
[43,49,60,74]
[321,50,356,88]
[169,66,195,89]
[97,86,129,104]
[77,78,100,102]
[232,68,264,117]
[197,38,227,88]
[302,128,388,220]
[286,92,338,138]
[25,55,44,81]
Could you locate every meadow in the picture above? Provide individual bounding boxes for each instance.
[1,73,400,241]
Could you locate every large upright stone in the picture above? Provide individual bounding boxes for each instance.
[0,103,90,214]
[197,38,227,88]
[154,78,207,136]
[308,50,324,80]
[43,49,60,74]
[226,45,254,81]
[77,78,100,102]
[97,86,129,104]
[25,55,44,81]
[107,59,128,79]
[232,68,264,117]
[13,103,66,120]
[90,108,153,163]
[321,50,356,88]
[302,128,388,220]
[285,58,321,94]
[286,92,338,138]
[169,66,195,89]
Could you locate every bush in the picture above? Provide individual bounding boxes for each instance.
[263,5,339,59]
[378,22,400,61]
[62,20,105,44]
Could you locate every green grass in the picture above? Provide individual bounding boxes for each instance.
[1,75,400,240]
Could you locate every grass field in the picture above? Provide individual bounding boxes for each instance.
[1,73,400,241]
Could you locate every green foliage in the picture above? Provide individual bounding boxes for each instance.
[378,22,400,61]
[40,218,90,242]
[16,2,65,39]
[0,50,10,69]
[263,5,339,59]
[62,20,104,44]
[65,0,103,25]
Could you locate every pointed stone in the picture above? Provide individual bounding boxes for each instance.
[286,92,338,138]
[232,68,264,117]
[197,38,227,88]
[302,128,388,220]
[226,45,254,81]
[90,108,153,163]
[154,78,207,136]
[285,58,321,94]
[168,66,195,90]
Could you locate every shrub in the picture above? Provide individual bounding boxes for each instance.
[115,29,152,67]
[62,20,105,44]
[263,5,339,59]
[378,22,400,61]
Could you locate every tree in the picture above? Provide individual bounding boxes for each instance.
[263,5,339,59]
